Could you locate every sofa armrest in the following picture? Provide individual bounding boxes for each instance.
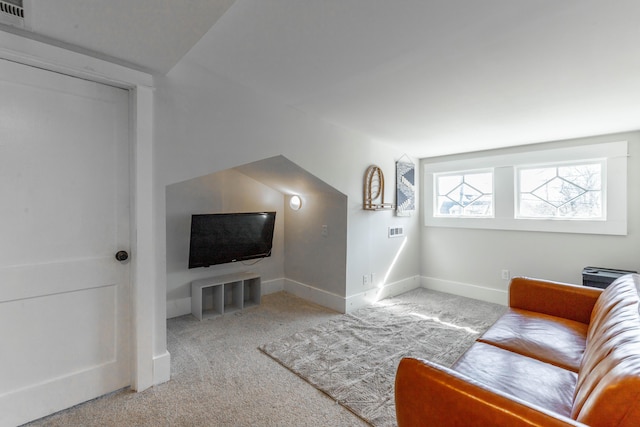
[509,277,601,324]
[395,357,587,427]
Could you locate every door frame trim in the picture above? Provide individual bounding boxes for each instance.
[0,31,167,392]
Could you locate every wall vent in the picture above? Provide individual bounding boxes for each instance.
[0,0,24,27]
[388,226,405,238]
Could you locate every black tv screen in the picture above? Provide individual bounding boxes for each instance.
[188,212,276,268]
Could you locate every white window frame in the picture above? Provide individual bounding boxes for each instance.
[423,141,627,235]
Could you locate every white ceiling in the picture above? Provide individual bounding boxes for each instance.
[5,0,640,158]
[2,0,236,73]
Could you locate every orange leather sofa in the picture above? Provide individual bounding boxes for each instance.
[395,274,640,426]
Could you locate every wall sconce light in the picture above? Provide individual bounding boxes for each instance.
[289,195,302,211]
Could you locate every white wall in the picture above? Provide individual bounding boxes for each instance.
[154,57,421,319]
[420,131,640,304]
[284,192,347,297]
[165,169,285,318]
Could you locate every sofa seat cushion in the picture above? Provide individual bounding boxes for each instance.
[452,341,578,417]
[478,308,588,372]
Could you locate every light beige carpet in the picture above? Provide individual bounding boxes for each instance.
[24,289,505,427]
[259,289,507,427]
[25,292,368,427]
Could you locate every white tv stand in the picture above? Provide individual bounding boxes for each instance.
[191,272,261,320]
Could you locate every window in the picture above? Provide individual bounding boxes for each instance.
[435,170,493,217]
[423,140,628,235]
[516,162,604,219]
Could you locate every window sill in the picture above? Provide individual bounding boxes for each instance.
[425,216,626,235]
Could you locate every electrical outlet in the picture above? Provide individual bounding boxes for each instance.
[321,225,328,237]
[371,273,376,286]
[363,274,370,287]
[501,269,510,280]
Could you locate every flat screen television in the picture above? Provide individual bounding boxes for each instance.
[188,212,276,268]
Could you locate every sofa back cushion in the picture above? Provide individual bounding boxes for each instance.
[571,274,640,426]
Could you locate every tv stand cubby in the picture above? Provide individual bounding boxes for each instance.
[191,272,261,321]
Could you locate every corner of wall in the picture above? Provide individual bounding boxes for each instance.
[262,277,285,295]
[345,275,421,313]
[283,278,346,313]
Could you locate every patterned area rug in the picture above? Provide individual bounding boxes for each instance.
[259,288,506,426]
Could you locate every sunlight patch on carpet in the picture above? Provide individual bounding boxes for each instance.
[408,312,480,334]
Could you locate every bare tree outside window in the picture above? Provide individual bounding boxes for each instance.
[517,162,603,219]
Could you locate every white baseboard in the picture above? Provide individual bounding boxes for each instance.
[153,350,171,386]
[283,279,345,313]
[167,276,428,319]
[168,278,347,318]
[345,276,422,313]
[166,297,191,319]
[261,277,284,295]
[420,276,508,306]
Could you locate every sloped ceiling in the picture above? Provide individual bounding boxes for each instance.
[1,0,236,73]
[4,0,640,158]
[188,0,640,158]
[234,156,344,197]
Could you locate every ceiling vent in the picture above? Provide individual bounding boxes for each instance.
[0,0,24,27]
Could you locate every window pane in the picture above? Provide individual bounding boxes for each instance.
[519,168,556,192]
[465,172,493,193]
[464,194,493,216]
[517,162,603,219]
[437,175,463,193]
[558,164,601,190]
[435,171,493,217]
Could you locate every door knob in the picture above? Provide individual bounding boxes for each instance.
[115,251,129,262]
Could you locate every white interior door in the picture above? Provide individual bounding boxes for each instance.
[0,59,131,426]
